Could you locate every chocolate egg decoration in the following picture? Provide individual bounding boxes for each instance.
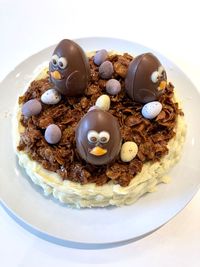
[106,79,121,95]
[93,49,108,66]
[49,39,90,96]
[41,89,61,105]
[125,53,167,104]
[22,99,42,117]
[44,124,62,144]
[142,101,162,120]
[75,109,122,165]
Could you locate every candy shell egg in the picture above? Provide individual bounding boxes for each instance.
[44,124,62,144]
[99,61,114,79]
[106,79,121,95]
[95,95,110,111]
[141,101,162,120]
[120,141,138,162]
[41,89,61,105]
[22,99,42,117]
[94,49,108,66]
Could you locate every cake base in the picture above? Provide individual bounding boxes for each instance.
[15,110,186,208]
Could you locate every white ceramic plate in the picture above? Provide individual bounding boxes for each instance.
[0,37,200,248]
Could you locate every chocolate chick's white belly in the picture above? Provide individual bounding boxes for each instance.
[13,54,186,208]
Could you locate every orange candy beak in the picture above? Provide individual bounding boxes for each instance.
[51,70,62,80]
[89,146,107,156]
[158,80,167,91]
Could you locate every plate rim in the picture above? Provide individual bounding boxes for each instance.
[1,36,200,247]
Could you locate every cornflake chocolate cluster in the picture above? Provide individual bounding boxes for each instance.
[18,39,183,187]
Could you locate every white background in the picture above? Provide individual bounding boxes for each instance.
[0,0,200,266]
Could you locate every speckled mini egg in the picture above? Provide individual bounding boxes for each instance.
[106,79,121,95]
[99,61,114,79]
[141,101,162,120]
[44,124,62,144]
[95,95,110,111]
[41,89,61,105]
[22,99,42,117]
[94,49,108,66]
[120,141,138,162]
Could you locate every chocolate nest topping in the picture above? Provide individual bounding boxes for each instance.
[17,53,183,187]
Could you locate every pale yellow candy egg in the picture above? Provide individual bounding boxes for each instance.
[95,94,110,111]
[120,141,138,162]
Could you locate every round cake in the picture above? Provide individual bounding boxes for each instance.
[14,39,186,208]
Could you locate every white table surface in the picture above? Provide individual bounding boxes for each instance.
[0,0,200,266]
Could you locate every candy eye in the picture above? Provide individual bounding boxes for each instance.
[99,131,110,143]
[158,66,167,80]
[51,54,59,66]
[58,57,67,69]
[151,71,159,83]
[158,66,164,75]
[87,130,99,143]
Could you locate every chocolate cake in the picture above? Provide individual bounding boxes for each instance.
[14,39,186,208]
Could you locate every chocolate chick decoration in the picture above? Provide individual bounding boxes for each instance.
[125,53,167,104]
[75,109,122,165]
[49,39,90,96]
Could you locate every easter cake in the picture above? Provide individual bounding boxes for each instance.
[14,39,186,208]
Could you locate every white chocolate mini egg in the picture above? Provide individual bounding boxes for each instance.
[141,101,162,120]
[22,99,42,117]
[41,89,61,105]
[44,124,62,144]
[120,141,138,162]
[95,94,110,111]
